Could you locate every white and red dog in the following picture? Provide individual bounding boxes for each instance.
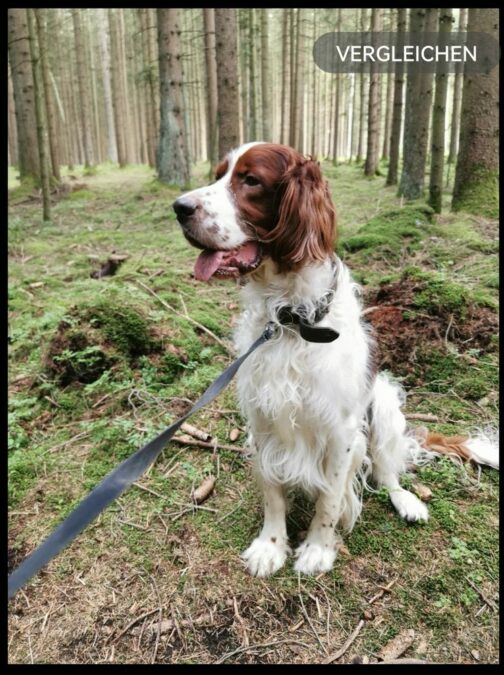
[174,142,498,577]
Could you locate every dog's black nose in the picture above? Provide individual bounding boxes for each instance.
[173,198,197,223]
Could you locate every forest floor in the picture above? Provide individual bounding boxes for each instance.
[8,160,499,664]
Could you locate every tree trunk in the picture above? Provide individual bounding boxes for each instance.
[280,10,290,145]
[72,9,94,169]
[27,9,50,219]
[203,8,218,168]
[97,9,118,163]
[399,8,438,199]
[428,9,453,213]
[364,8,382,176]
[247,9,257,141]
[356,8,367,163]
[310,11,318,156]
[381,68,394,160]
[447,8,468,165]
[8,8,40,182]
[108,9,127,167]
[215,9,240,157]
[331,9,342,162]
[289,8,298,148]
[452,9,498,217]
[34,9,60,181]
[156,8,190,184]
[260,9,271,142]
[8,61,18,166]
[386,8,407,186]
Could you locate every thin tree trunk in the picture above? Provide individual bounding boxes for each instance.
[215,9,240,157]
[72,9,94,168]
[452,9,498,217]
[382,68,394,160]
[280,10,290,145]
[8,8,40,182]
[260,9,271,142]
[289,8,298,147]
[447,8,468,165]
[203,8,218,168]
[364,8,383,176]
[157,8,190,184]
[8,61,18,166]
[386,8,407,186]
[247,9,257,140]
[109,9,127,167]
[27,9,50,219]
[97,8,118,163]
[356,9,367,163]
[35,9,60,181]
[310,11,318,156]
[428,9,453,213]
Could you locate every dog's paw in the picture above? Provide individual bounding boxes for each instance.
[293,541,337,575]
[390,488,429,523]
[241,537,290,577]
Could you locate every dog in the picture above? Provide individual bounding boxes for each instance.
[173,142,498,577]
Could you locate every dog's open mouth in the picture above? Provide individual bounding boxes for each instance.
[193,242,262,281]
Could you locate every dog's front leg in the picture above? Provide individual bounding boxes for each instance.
[241,476,290,577]
[294,431,364,575]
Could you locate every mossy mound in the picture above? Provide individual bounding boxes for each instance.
[44,301,160,385]
[340,205,434,256]
[364,267,499,389]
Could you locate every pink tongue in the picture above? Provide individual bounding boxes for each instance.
[194,250,225,281]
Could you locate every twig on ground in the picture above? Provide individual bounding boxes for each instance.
[180,422,212,442]
[465,576,498,612]
[133,279,233,354]
[171,434,246,454]
[405,413,439,423]
[323,619,365,664]
[298,582,328,656]
[132,482,164,499]
[367,579,397,605]
[110,608,161,644]
[215,638,311,664]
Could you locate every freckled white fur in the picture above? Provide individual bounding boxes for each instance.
[179,142,264,250]
[235,256,430,576]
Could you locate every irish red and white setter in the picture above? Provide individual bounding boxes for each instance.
[173,142,498,577]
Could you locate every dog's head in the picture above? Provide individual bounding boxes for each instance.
[173,142,336,281]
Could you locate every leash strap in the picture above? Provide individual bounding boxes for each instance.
[8,323,277,600]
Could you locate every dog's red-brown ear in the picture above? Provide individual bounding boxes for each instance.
[262,158,336,271]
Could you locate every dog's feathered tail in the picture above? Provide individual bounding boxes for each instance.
[410,426,499,470]
[369,372,499,473]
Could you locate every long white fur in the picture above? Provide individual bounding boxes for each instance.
[179,143,499,577]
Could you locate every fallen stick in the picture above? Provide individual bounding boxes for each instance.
[368,579,396,605]
[405,413,439,423]
[323,619,365,664]
[180,422,212,442]
[171,435,247,454]
[465,577,498,612]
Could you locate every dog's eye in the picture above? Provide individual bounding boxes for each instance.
[244,175,261,187]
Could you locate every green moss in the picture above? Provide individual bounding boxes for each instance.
[83,301,155,356]
[340,205,434,256]
[452,166,499,219]
[403,267,470,318]
[420,348,498,399]
[66,189,95,201]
